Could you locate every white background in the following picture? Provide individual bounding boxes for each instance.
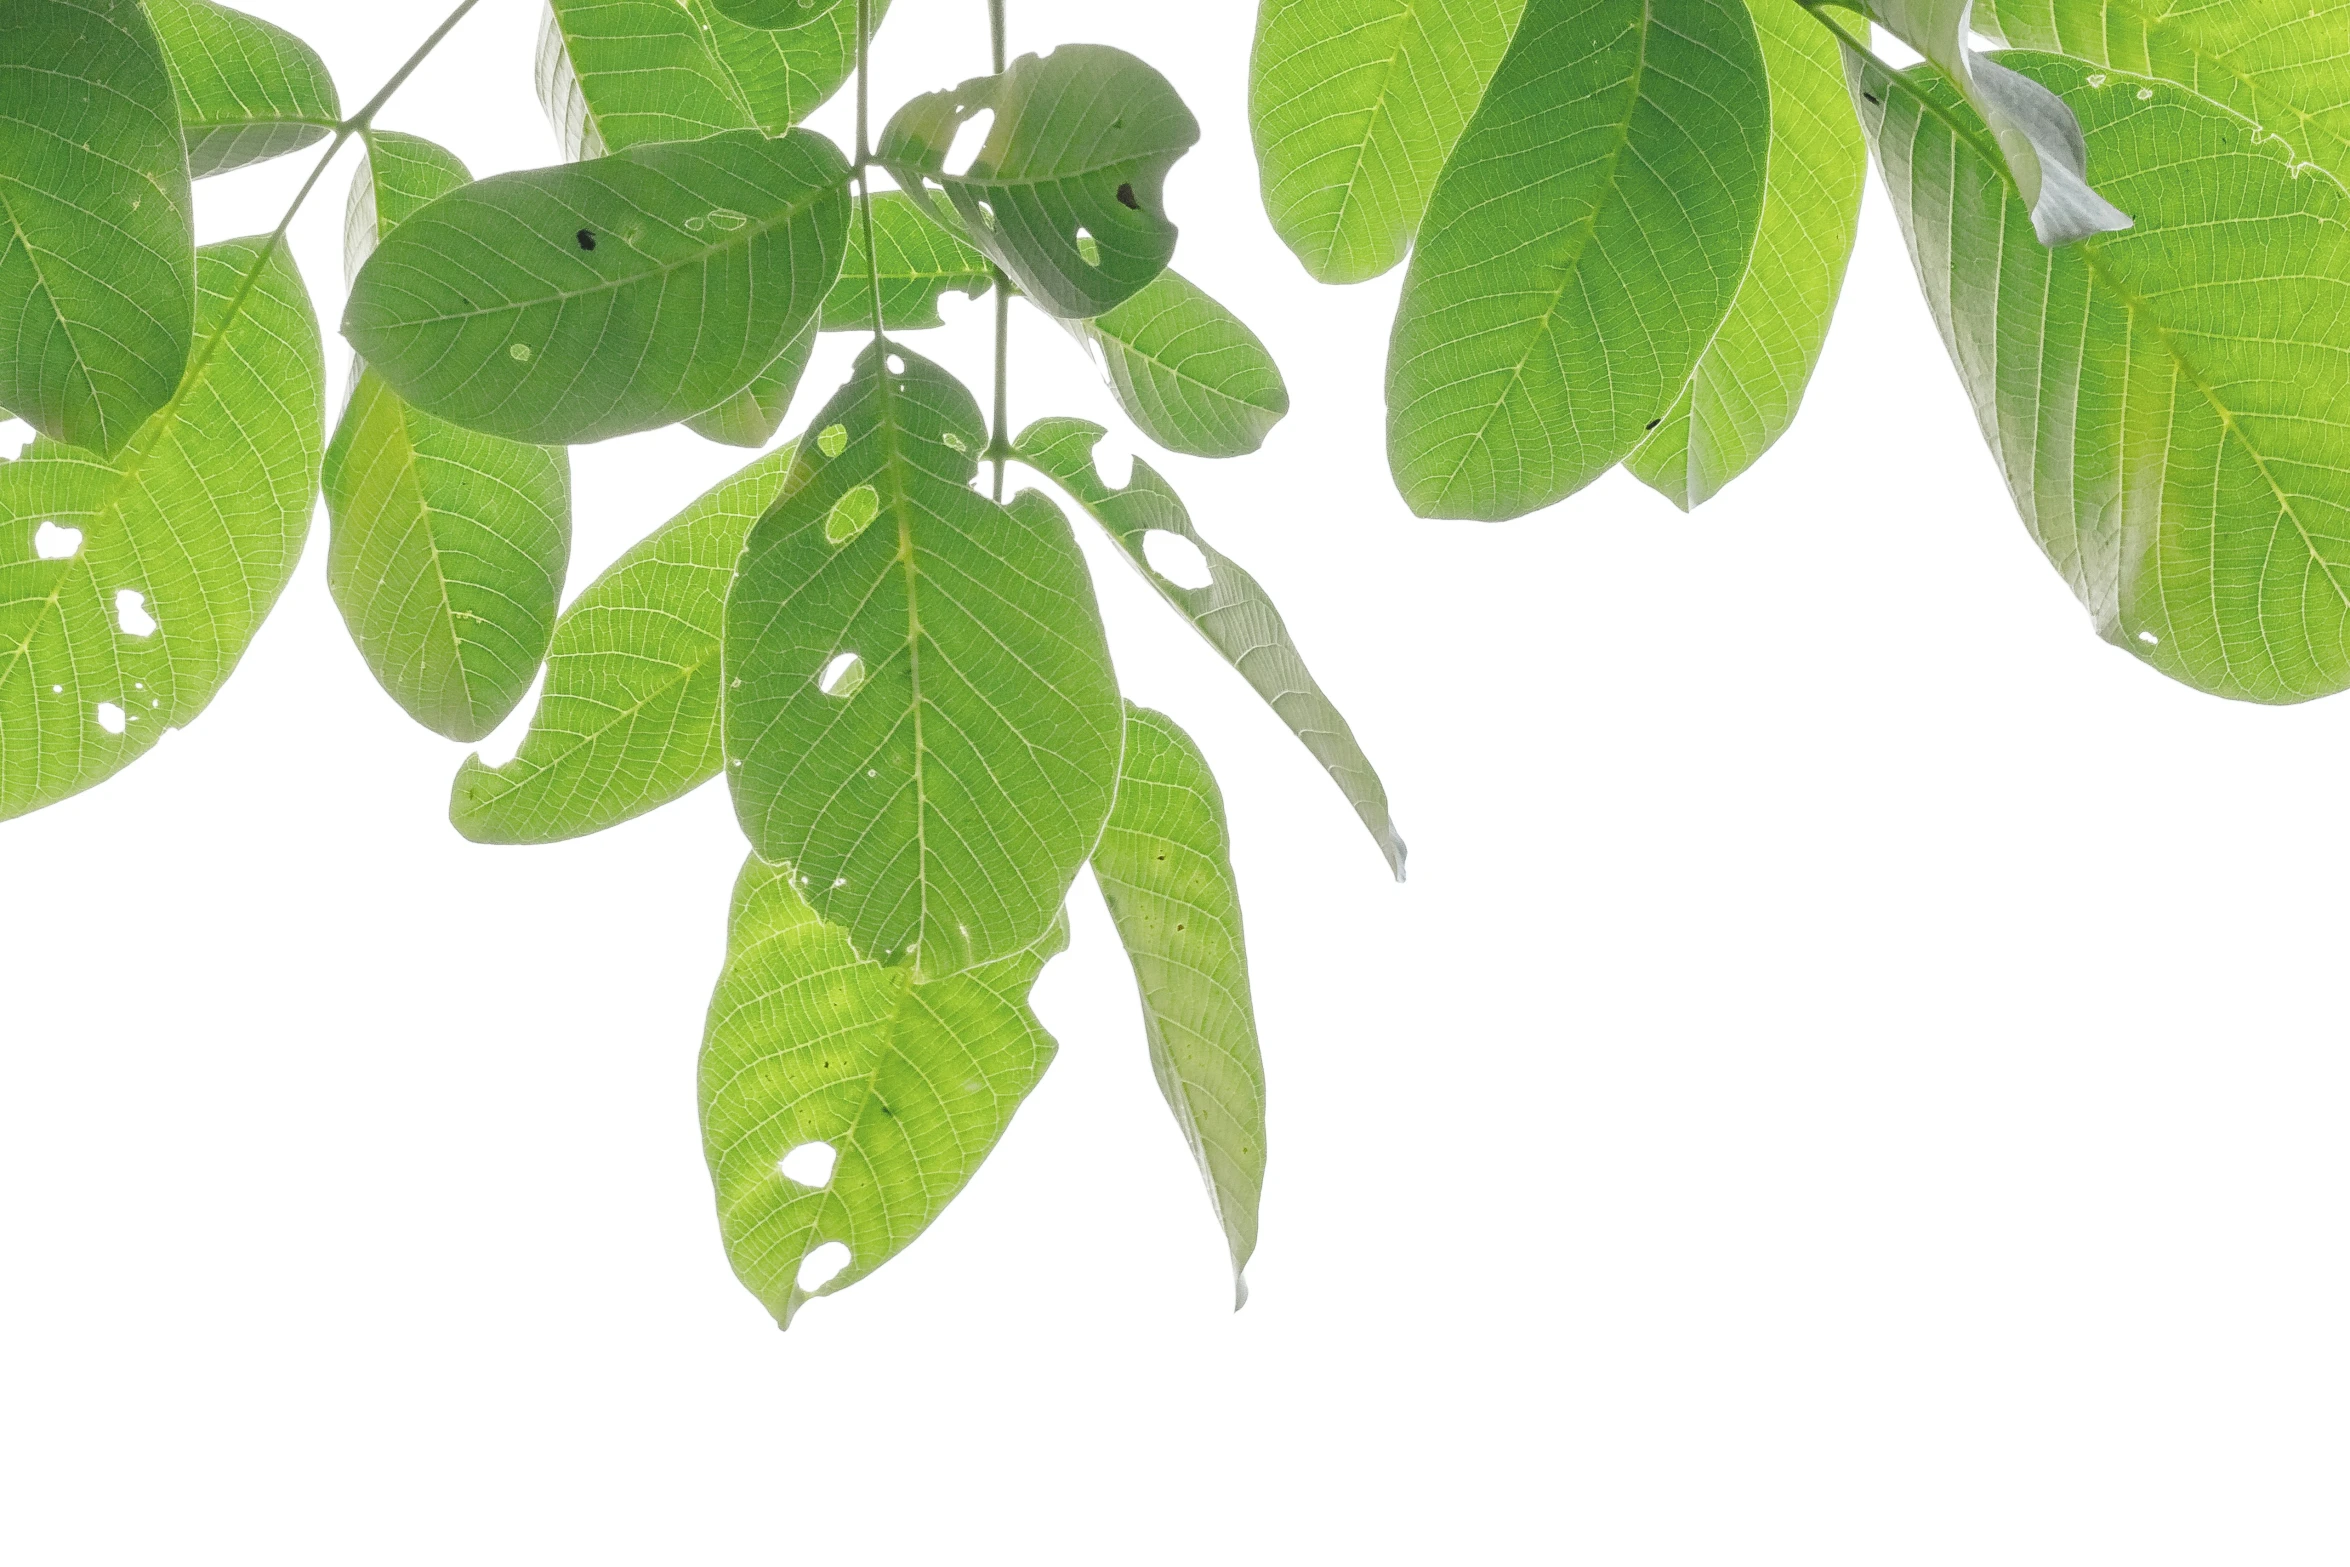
[5,2,2348,1561]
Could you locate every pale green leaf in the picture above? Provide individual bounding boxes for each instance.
[0,237,322,818]
[685,315,816,448]
[343,129,850,446]
[701,854,1065,1328]
[689,0,879,134]
[1386,0,1771,521]
[726,343,1124,980]
[821,191,993,333]
[1062,268,1290,459]
[452,443,799,844]
[339,130,469,288]
[1093,704,1266,1305]
[0,0,194,456]
[1249,0,1526,284]
[146,0,339,179]
[1018,417,1404,879]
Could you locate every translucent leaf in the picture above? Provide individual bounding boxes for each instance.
[1625,0,1866,510]
[1249,0,1526,284]
[820,191,993,333]
[1093,705,1266,1306]
[878,45,1200,320]
[146,0,339,179]
[1018,417,1405,879]
[726,343,1123,979]
[1386,0,1770,521]
[690,0,879,134]
[338,130,468,288]
[0,238,323,819]
[343,129,850,446]
[0,0,194,456]
[701,855,1065,1328]
[1856,50,2350,701]
[452,444,799,844]
[685,316,816,448]
[1061,269,1290,460]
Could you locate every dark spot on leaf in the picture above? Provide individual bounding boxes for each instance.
[1175,923,1186,932]
[1116,182,1139,210]
[577,229,596,250]
[1863,91,1881,106]
[1646,418,1661,431]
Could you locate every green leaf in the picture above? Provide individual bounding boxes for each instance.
[339,130,469,284]
[452,443,799,845]
[701,854,1065,1328]
[690,0,879,134]
[1386,0,1771,521]
[1625,0,1866,510]
[1856,50,2350,702]
[1249,0,1526,284]
[726,343,1124,979]
[1093,705,1266,1306]
[820,191,993,333]
[1017,417,1405,879]
[146,0,339,179]
[0,0,194,456]
[685,315,816,448]
[1061,268,1290,459]
[343,129,850,446]
[878,45,1200,320]
[0,237,323,819]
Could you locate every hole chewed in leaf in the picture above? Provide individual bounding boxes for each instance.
[778,1142,838,1188]
[817,423,849,458]
[1142,529,1214,590]
[1074,227,1101,266]
[886,354,906,376]
[1091,430,1135,490]
[114,589,156,638]
[94,701,127,735]
[0,418,32,461]
[797,1241,852,1292]
[818,651,867,699]
[945,109,995,176]
[825,484,880,546]
[33,521,82,560]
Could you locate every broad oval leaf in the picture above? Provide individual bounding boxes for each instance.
[1625,0,1866,510]
[1856,51,2350,701]
[0,0,194,456]
[1386,0,1771,521]
[1062,269,1290,460]
[1093,705,1267,1306]
[452,443,799,844]
[702,854,1065,1328]
[726,343,1124,979]
[339,130,469,286]
[343,129,851,446]
[0,237,323,819]
[690,0,876,133]
[1250,0,1526,284]
[147,0,339,179]
[1018,417,1405,879]
[820,191,993,333]
[878,45,1200,320]
[685,315,816,448]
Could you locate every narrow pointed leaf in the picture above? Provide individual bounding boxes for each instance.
[702,855,1064,1328]
[1094,705,1266,1305]
[1061,269,1290,459]
[1019,417,1404,879]
[0,0,194,456]
[1625,0,1865,510]
[344,129,850,446]
[146,0,339,179]
[727,343,1124,979]
[453,444,799,844]
[1250,0,1526,284]
[1856,51,2350,701]
[1386,0,1771,521]
[685,316,816,448]
[0,238,322,818]
[820,191,993,333]
[878,45,1199,320]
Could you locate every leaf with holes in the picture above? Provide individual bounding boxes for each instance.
[1250,0,1526,284]
[0,0,194,457]
[726,343,1123,979]
[702,854,1065,1328]
[1624,0,1865,510]
[147,0,339,179]
[1019,417,1404,878]
[1386,0,1771,521]
[1093,705,1267,1306]
[1856,51,2350,701]
[1061,269,1290,460]
[0,237,322,819]
[878,44,1199,320]
[452,442,799,845]
[821,191,993,333]
[344,129,850,446]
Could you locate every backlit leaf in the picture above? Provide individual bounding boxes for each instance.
[821,191,993,333]
[147,0,339,179]
[691,0,878,134]
[1061,269,1290,459]
[685,316,816,448]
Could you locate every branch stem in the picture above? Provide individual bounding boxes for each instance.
[856,0,887,346]
[985,0,1011,499]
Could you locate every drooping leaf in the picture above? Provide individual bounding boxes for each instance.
[0,238,323,819]
[1385,0,1771,521]
[344,129,850,446]
[1856,50,2350,701]
[878,45,1200,320]
[453,443,799,845]
[1018,417,1404,878]
[1249,0,1526,284]
[338,130,468,285]
[1625,0,1866,510]
[1092,704,1266,1306]
[0,0,194,456]
[146,0,339,179]
[1061,269,1290,460]
[821,191,993,333]
[685,315,816,448]
[726,343,1124,979]
[701,854,1065,1328]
